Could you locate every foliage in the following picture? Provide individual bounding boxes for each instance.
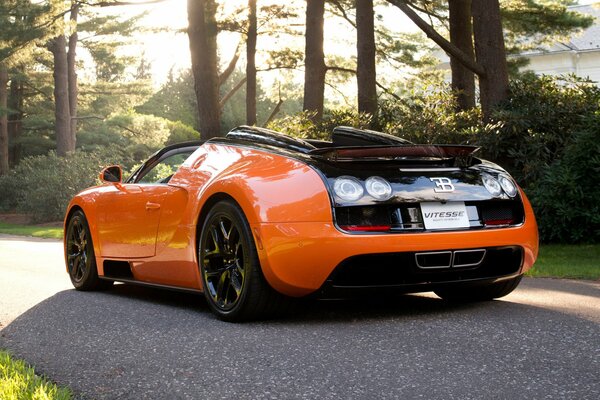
[78,112,198,159]
[529,124,600,243]
[165,120,201,145]
[0,146,133,222]
[219,69,288,134]
[501,0,594,53]
[136,69,199,129]
[0,0,64,65]
[479,74,600,187]
[0,350,72,400]
[378,81,487,144]
[268,109,371,141]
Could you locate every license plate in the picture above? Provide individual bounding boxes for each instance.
[421,202,470,230]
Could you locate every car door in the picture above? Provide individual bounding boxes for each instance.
[95,147,197,259]
[95,184,174,258]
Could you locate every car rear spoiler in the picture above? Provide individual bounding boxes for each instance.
[309,145,480,167]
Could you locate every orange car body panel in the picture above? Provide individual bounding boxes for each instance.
[255,188,538,296]
[65,142,539,297]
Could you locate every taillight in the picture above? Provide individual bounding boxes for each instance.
[340,225,392,232]
[484,218,514,226]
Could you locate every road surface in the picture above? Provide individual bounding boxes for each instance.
[1,234,599,399]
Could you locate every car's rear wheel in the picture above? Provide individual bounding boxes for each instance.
[66,210,113,291]
[198,200,290,321]
[434,275,523,302]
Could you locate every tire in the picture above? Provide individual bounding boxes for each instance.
[434,275,523,302]
[65,210,113,291]
[198,200,291,322]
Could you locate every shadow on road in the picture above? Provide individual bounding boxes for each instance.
[80,282,493,323]
[1,282,598,399]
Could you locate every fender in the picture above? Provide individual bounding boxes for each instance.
[175,143,333,226]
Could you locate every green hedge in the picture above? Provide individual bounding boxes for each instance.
[0,146,133,222]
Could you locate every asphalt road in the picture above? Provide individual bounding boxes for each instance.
[0,234,599,400]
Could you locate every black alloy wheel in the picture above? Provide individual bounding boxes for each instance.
[65,210,112,291]
[201,209,247,311]
[199,200,291,321]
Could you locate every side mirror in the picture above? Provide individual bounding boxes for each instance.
[100,165,123,184]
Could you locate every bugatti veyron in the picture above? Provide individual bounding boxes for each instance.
[64,126,538,321]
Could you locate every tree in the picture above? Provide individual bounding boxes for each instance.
[0,66,8,175]
[328,0,436,119]
[448,0,475,110]
[246,0,258,125]
[386,0,503,119]
[0,0,63,169]
[68,2,78,148]
[220,1,301,126]
[303,0,327,121]
[386,0,592,116]
[471,0,508,117]
[48,33,73,156]
[136,69,199,129]
[8,68,24,165]
[356,0,377,124]
[187,0,221,139]
[46,1,79,156]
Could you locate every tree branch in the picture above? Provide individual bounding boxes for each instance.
[326,66,356,74]
[219,77,247,109]
[386,0,485,77]
[376,81,401,101]
[80,0,167,7]
[329,0,357,28]
[218,40,242,86]
[262,85,284,127]
[257,66,302,73]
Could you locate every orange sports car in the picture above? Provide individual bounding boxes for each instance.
[64,126,538,321]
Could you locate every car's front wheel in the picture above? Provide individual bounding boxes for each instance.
[65,210,113,291]
[198,200,290,321]
[434,275,523,302]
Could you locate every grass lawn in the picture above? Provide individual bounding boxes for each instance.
[0,350,72,400]
[0,222,63,239]
[527,243,600,280]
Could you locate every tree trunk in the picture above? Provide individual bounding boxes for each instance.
[187,0,221,139]
[49,35,72,156]
[68,3,79,148]
[385,0,485,76]
[356,0,377,127]
[471,0,509,120]
[246,0,257,126]
[8,70,24,166]
[0,66,8,175]
[449,0,475,111]
[303,0,326,121]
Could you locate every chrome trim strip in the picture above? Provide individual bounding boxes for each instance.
[398,167,461,172]
[452,249,487,268]
[415,251,453,269]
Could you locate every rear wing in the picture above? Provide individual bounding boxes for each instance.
[309,145,480,167]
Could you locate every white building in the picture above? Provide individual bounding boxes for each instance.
[521,3,600,83]
[436,3,600,84]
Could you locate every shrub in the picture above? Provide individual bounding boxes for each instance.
[378,84,486,145]
[165,121,201,145]
[0,146,132,223]
[268,109,371,141]
[479,73,600,187]
[529,117,600,243]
